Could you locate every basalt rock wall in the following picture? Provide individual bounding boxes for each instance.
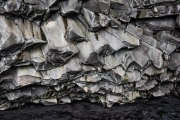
[0,0,180,110]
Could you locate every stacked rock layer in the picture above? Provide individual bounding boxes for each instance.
[0,0,180,110]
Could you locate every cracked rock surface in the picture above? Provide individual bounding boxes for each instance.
[1,0,180,110]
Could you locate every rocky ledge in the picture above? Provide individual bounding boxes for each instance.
[1,95,180,120]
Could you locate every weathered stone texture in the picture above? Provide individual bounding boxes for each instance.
[0,0,180,110]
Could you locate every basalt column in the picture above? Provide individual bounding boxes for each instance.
[0,0,180,110]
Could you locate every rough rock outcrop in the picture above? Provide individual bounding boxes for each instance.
[1,0,180,110]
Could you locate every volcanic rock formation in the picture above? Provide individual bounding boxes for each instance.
[0,0,180,110]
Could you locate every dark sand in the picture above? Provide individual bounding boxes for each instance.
[1,95,180,120]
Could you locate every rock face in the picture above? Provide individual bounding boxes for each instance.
[0,0,180,110]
